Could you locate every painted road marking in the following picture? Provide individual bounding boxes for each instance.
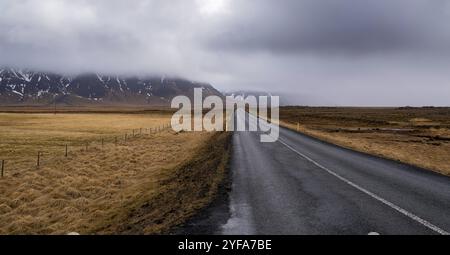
[278,138,449,235]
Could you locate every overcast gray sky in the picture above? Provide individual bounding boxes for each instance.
[1,0,450,106]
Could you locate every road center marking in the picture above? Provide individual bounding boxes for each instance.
[277,138,449,235]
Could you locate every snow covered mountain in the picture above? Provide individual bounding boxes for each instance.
[0,68,222,106]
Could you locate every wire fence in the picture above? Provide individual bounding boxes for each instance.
[0,123,172,178]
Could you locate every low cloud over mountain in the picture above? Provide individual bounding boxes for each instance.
[0,68,221,106]
[1,0,450,106]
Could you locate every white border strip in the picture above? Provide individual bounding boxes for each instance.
[278,138,449,235]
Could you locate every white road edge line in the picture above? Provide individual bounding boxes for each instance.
[278,138,449,235]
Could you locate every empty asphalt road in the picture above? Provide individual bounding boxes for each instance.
[181,110,450,235]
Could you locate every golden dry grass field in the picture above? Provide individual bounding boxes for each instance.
[280,107,450,176]
[0,110,230,234]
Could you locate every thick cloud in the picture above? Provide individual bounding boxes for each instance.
[1,0,450,105]
[0,0,203,75]
[209,0,450,55]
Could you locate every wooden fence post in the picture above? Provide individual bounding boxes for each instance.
[37,151,41,167]
[1,160,4,178]
[65,144,68,157]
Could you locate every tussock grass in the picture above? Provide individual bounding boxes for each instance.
[0,112,231,234]
[0,112,170,172]
[94,131,231,234]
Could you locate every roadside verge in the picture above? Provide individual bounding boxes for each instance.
[93,131,232,234]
